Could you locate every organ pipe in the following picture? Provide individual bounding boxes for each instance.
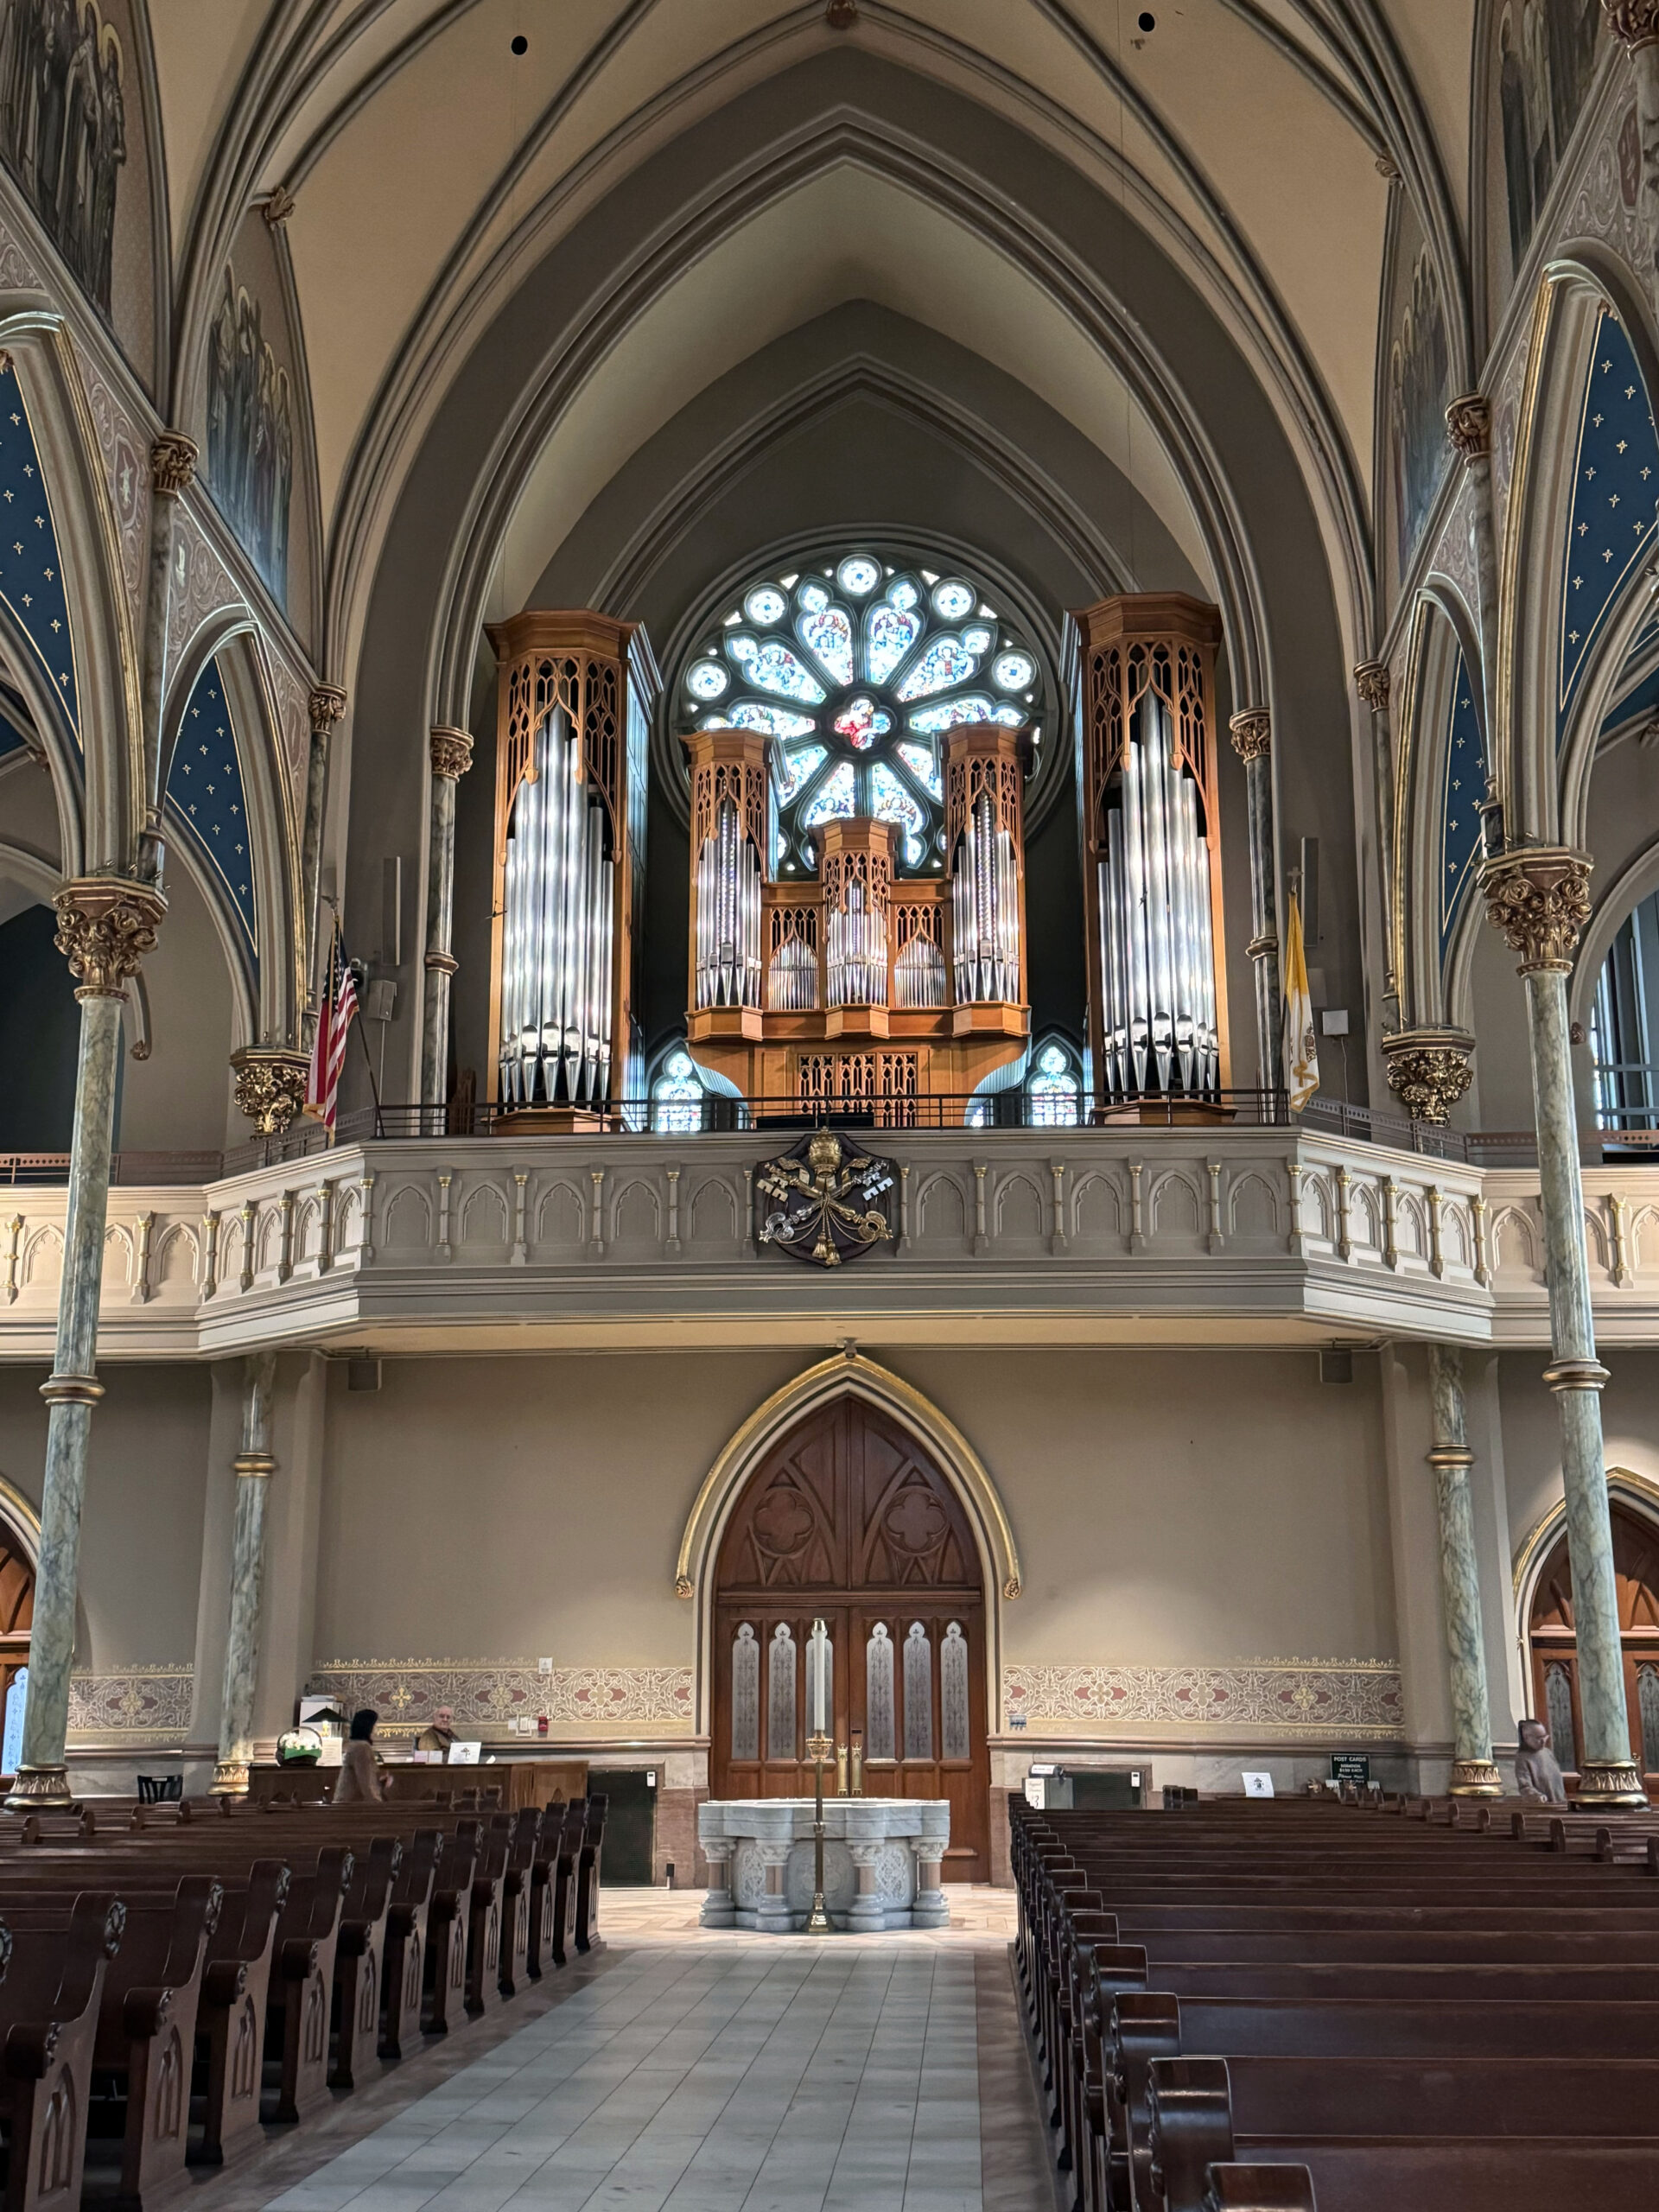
[951,792,1020,1004]
[827,880,888,1007]
[1096,690,1217,1098]
[498,705,615,1105]
[695,797,762,1010]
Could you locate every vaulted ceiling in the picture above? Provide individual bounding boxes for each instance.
[143,0,1481,685]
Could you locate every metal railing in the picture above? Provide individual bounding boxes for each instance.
[0,1090,1620,1186]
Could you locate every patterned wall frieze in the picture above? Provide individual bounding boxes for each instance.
[65,1665,194,1743]
[1424,473,1479,618]
[164,512,240,697]
[1003,1660,1403,1739]
[308,1661,695,1737]
[265,650,313,823]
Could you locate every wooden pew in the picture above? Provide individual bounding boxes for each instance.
[0,1894,120,2212]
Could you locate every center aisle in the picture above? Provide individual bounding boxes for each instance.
[256,1892,1045,2212]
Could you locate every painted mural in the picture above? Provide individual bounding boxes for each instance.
[1495,0,1602,279]
[0,0,156,385]
[1384,228,1451,587]
[206,268,293,609]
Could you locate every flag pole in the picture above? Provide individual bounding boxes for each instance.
[346,950,385,1137]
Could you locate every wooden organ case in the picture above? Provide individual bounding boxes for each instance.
[683,720,1032,1116]
[486,611,660,1126]
[1068,594,1230,1117]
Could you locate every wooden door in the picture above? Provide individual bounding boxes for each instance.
[1528,1503,1659,1786]
[712,1395,990,1878]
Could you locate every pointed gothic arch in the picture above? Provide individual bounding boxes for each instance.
[677,1352,1019,1740]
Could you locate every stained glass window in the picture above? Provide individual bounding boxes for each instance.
[1028,1039,1082,1128]
[651,1048,706,1133]
[681,549,1041,874]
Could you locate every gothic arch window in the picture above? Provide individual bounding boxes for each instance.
[651,1048,707,1134]
[1027,1039,1083,1127]
[1590,885,1659,1134]
[678,553,1041,877]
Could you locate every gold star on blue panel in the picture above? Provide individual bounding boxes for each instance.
[1440,648,1489,961]
[1559,310,1659,734]
[164,658,258,963]
[0,361,77,739]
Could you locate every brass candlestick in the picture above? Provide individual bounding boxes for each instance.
[836,1742,849,1796]
[805,1730,834,1933]
[850,1729,863,1798]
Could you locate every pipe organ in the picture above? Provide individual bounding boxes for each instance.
[683,721,1031,1111]
[487,611,659,1126]
[1067,594,1229,1115]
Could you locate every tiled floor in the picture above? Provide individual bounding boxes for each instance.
[203,1891,1052,2212]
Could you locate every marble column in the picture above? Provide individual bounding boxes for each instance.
[699,1840,735,1929]
[1445,396,1502,741]
[212,1352,278,1794]
[302,686,346,1010]
[7,880,166,1808]
[137,434,198,880]
[1605,7,1659,315]
[419,727,474,1122]
[1228,708,1282,1093]
[1484,847,1645,1802]
[1353,660,1399,1021]
[848,1840,886,1932]
[1426,1345,1503,1795]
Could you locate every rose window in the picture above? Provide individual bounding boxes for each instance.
[679,553,1040,874]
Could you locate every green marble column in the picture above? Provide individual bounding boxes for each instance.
[1484,848,1644,1805]
[1426,1345,1502,1795]
[212,1352,278,1795]
[6,880,165,1808]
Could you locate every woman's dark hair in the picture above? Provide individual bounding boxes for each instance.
[349,1708,378,1741]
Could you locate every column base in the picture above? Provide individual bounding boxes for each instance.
[1572,1761,1650,1808]
[1447,1759,1503,1797]
[209,1760,251,1796]
[3,1764,73,1810]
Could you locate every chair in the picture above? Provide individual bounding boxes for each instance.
[135,1772,183,1803]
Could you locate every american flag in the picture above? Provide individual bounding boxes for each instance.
[304,928,359,1135]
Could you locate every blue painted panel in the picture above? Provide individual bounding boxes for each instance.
[1559,311,1659,740]
[166,659,257,963]
[0,706,27,760]
[1440,648,1489,963]
[0,360,78,739]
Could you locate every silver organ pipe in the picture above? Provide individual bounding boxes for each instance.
[1097,694,1218,1100]
[894,933,946,1009]
[827,880,887,1007]
[768,933,817,1011]
[498,707,615,1106]
[695,798,761,1010]
[951,792,1020,1003]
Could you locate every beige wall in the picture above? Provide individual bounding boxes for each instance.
[313,1344,1398,1671]
[0,1363,210,1667]
[1498,1346,1659,1561]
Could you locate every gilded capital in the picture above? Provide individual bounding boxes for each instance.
[150,432,198,498]
[230,1047,308,1137]
[54,878,166,999]
[1382,1028,1475,1125]
[1481,846,1593,974]
[308,684,346,733]
[1353,660,1390,711]
[1229,707,1271,763]
[1603,3,1659,51]
[429,725,474,781]
[1445,393,1492,460]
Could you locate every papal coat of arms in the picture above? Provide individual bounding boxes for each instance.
[755,1129,894,1268]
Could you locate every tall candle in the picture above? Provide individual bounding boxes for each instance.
[810,1617,828,1733]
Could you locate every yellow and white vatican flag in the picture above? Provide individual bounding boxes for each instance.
[1282,889,1319,1112]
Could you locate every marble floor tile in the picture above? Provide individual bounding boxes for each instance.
[184,1889,1054,2212]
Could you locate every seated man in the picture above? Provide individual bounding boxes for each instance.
[1515,1716,1568,1803]
[416,1705,458,1756]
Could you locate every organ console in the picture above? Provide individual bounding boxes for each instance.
[486,611,660,1127]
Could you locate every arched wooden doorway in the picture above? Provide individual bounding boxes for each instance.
[712,1394,990,1880]
[1528,1503,1659,1786]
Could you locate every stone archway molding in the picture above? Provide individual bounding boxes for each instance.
[1512,1468,1659,1728]
[677,1351,1020,1740]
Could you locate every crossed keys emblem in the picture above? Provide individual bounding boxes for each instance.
[756,1128,894,1268]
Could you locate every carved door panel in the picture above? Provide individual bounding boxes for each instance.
[713,1396,990,1878]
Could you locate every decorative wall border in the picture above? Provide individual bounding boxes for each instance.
[65,1666,195,1744]
[1003,1660,1403,1740]
[308,1662,695,1738]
